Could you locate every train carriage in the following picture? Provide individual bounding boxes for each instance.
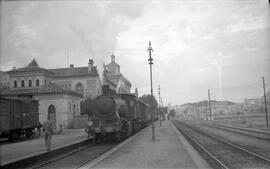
[0,97,39,141]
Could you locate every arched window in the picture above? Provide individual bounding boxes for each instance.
[14,81,17,88]
[29,80,32,87]
[36,79,39,87]
[75,83,84,95]
[21,80,25,87]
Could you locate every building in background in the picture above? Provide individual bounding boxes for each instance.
[0,59,100,129]
[103,54,131,94]
[49,59,102,99]
[244,98,262,105]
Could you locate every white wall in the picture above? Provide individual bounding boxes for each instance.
[34,94,81,129]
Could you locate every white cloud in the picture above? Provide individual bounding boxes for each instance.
[1,0,269,105]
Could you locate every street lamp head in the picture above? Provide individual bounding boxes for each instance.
[147,41,153,52]
[147,41,153,65]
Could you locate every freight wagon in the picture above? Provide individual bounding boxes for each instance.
[0,97,39,141]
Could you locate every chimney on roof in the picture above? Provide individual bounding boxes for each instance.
[70,64,74,68]
[13,67,16,70]
[88,59,94,73]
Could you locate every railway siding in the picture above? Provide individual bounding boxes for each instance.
[172,120,270,169]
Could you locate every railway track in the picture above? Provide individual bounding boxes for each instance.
[27,142,117,169]
[172,120,270,169]
[15,125,148,169]
[202,123,270,141]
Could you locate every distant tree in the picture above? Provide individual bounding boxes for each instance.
[139,94,158,109]
[168,109,176,118]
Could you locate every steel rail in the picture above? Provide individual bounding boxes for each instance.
[202,124,270,142]
[181,121,270,163]
[209,123,270,136]
[174,122,229,169]
[28,142,95,169]
[74,144,117,169]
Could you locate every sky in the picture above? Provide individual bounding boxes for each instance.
[0,0,269,105]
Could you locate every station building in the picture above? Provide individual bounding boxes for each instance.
[0,59,101,129]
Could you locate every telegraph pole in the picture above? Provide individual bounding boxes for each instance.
[147,41,155,141]
[208,89,212,121]
[262,76,269,127]
[158,85,162,126]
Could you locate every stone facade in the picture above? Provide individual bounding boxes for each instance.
[52,77,101,99]
[49,59,102,99]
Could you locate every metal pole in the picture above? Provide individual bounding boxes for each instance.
[205,101,208,120]
[148,41,155,141]
[208,89,212,121]
[158,85,162,126]
[262,76,269,127]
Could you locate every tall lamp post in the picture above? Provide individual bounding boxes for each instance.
[147,41,155,141]
[158,85,162,126]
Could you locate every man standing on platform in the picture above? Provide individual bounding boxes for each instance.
[43,119,53,151]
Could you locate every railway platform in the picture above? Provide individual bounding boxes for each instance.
[1,128,90,168]
[81,120,210,169]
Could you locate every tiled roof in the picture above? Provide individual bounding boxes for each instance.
[48,66,98,78]
[0,83,82,97]
[7,59,53,75]
[28,59,39,67]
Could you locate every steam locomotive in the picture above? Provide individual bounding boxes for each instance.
[88,87,151,142]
